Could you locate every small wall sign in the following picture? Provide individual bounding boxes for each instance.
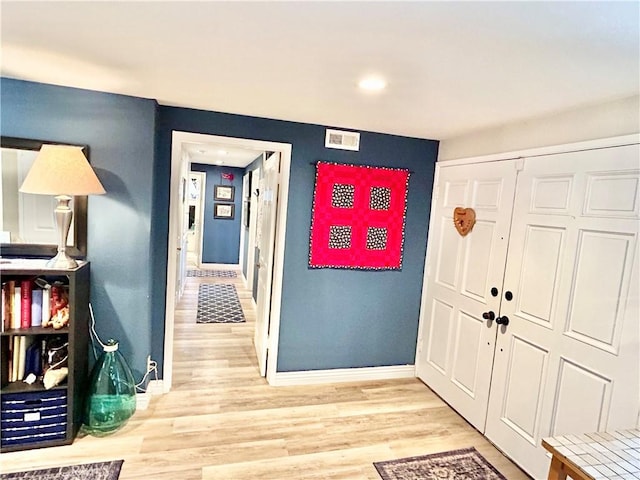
[453,207,476,236]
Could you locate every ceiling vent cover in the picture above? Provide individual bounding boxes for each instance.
[325,129,360,151]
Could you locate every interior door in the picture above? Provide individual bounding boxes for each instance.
[485,144,640,479]
[187,173,205,262]
[176,172,190,301]
[416,160,518,430]
[254,153,280,376]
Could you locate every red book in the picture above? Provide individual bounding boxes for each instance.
[20,280,32,329]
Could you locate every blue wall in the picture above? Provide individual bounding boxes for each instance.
[2,78,438,377]
[190,164,244,264]
[157,106,438,371]
[1,78,158,380]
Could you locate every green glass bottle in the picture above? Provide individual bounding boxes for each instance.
[83,339,136,436]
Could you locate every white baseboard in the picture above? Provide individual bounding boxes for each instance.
[271,364,415,386]
[136,392,150,411]
[135,379,165,411]
[147,379,164,395]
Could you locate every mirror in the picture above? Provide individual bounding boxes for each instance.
[0,136,88,258]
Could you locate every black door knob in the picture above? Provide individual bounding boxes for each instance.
[491,287,499,297]
[496,316,509,326]
[482,311,495,321]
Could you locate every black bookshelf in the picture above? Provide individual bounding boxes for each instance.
[0,260,89,452]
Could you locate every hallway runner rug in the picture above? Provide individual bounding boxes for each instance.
[374,447,507,480]
[196,283,246,323]
[0,460,124,480]
[187,269,237,277]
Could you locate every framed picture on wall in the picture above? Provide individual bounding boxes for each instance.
[214,203,235,219]
[214,185,235,201]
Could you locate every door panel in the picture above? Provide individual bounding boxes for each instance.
[460,220,497,301]
[485,144,640,479]
[254,153,280,377]
[567,230,633,352]
[517,225,565,326]
[450,311,484,396]
[425,299,454,374]
[551,358,611,434]
[417,160,518,430]
[499,335,548,445]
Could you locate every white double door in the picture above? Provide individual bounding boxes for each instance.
[416,143,639,479]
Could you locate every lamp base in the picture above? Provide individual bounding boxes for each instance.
[47,194,78,269]
[46,251,78,269]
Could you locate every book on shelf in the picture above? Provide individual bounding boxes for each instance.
[17,335,35,381]
[24,340,42,379]
[12,285,21,330]
[40,280,52,327]
[1,277,66,331]
[11,336,21,382]
[6,335,52,384]
[2,281,14,331]
[31,289,43,327]
[20,279,33,329]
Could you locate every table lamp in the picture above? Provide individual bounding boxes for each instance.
[19,144,105,269]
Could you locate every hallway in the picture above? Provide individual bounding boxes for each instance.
[1,268,530,479]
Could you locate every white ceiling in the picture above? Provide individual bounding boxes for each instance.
[2,1,639,167]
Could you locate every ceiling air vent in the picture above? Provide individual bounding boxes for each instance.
[325,129,360,151]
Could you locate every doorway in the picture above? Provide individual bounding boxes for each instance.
[164,131,292,390]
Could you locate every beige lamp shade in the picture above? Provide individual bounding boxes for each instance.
[19,144,106,195]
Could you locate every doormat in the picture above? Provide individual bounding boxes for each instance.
[374,447,507,480]
[196,283,246,323]
[0,459,124,480]
[187,269,237,277]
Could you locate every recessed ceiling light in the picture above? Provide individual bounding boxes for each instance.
[358,76,386,92]
[214,160,224,165]
[217,149,228,155]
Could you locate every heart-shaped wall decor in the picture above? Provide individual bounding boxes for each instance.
[453,207,476,237]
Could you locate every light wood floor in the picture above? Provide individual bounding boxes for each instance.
[1,269,531,479]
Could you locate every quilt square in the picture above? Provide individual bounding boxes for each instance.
[309,161,410,270]
[370,186,391,210]
[329,225,352,249]
[366,227,388,250]
[332,183,355,208]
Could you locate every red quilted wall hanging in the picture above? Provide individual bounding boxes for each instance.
[309,161,411,270]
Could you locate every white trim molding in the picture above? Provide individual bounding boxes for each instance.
[271,365,415,386]
[440,133,640,167]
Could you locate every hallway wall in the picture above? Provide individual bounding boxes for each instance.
[191,164,244,264]
[157,106,438,372]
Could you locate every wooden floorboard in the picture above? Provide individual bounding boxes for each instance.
[0,268,531,479]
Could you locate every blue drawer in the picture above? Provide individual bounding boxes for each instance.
[1,389,68,447]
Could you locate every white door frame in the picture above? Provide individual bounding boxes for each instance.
[164,131,291,391]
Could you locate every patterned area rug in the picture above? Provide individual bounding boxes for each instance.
[374,447,507,480]
[187,269,237,277]
[0,460,123,480]
[196,283,246,323]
